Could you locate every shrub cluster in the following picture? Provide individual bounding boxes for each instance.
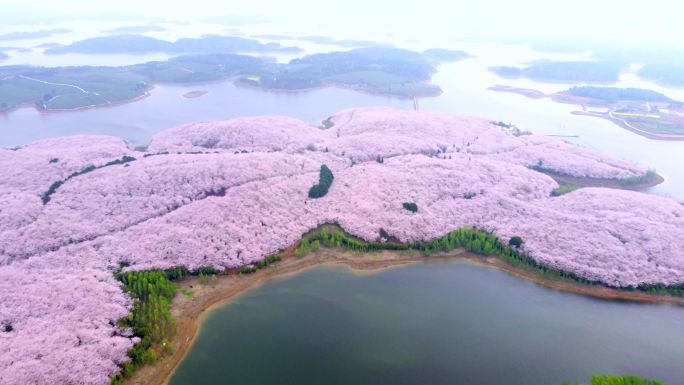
[619,170,658,187]
[308,165,334,198]
[552,184,581,196]
[402,202,418,212]
[239,254,282,274]
[564,374,664,385]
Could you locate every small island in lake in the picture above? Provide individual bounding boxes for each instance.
[490,85,684,140]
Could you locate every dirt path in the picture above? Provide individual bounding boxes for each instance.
[18,74,90,93]
[123,247,684,385]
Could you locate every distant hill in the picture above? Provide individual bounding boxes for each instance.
[103,25,167,34]
[45,34,302,55]
[0,28,71,42]
[0,52,8,61]
[639,63,684,87]
[254,34,381,48]
[422,48,471,62]
[490,60,626,82]
[296,36,381,48]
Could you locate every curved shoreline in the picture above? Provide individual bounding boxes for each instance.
[0,87,154,115]
[123,246,684,385]
[489,84,684,141]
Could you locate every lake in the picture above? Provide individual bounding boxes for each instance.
[169,261,684,385]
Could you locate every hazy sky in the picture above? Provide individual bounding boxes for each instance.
[2,0,683,44]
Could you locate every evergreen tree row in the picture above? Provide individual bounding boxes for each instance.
[308,164,334,198]
[293,225,684,296]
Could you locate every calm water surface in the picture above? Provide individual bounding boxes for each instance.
[169,262,684,385]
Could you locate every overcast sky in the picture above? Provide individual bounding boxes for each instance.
[2,0,683,44]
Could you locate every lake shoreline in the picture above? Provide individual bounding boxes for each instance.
[571,110,684,141]
[0,87,154,116]
[545,171,665,191]
[489,84,684,141]
[123,245,684,385]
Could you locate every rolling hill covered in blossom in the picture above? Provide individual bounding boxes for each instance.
[1,107,684,384]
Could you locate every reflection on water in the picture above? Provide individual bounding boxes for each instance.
[169,262,684,385]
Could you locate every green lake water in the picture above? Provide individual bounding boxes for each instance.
[169,261,684,385]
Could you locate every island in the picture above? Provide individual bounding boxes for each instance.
[0,47,443,112]
[44,34,302,55]
[490,85,684,140]
[1,107,681,385]
[489,60,627,82]
[0,52,8,61]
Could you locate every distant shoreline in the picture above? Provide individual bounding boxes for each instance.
[0,87,154,115]
[543,171,665,191]
[572,110,684,141]
[1,77,437,117]
[489,84,684,141]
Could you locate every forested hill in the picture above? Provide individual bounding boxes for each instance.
[44,34,302,55]
[489,60,626,82]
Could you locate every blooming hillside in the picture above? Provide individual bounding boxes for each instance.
[0,107,682,384]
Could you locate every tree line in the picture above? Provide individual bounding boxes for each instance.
[42,155,137,204]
